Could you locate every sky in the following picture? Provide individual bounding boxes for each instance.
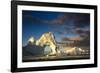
[22,10,90,46]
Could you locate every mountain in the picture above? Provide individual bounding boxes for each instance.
[28,36,36,45]
[23,32,58,57]
[36,32,57,55]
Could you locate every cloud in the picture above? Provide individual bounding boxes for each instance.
[47,13,90,34]
[48,14,69,25]
[23,12,90,37]
[62,37,83,41]
[23,13,90,27]
[62,37,70,41]
[75,28,90,35]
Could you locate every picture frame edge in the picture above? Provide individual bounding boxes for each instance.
[11,0,98,72]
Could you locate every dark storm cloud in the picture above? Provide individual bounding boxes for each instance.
[47,13,90,34]
[76,28,89,33]
[23,13,90,27]
[75,28,90,37]
[23,12,90,36]
[59,13,90,28]
[48,13,90,27]
[73,14,90,28]
[50,13,90,35]
[48,14,69,25]
[23,13,70,25]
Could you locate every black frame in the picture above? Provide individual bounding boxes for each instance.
[11,1,97,72]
